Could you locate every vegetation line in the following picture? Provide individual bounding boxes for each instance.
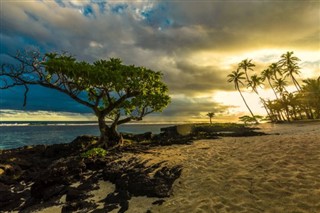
[228,51,320,123]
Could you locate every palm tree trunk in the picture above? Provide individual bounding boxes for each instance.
[254,89,271,120]
[244,70,250,83]
[268,78,279,99]
[237,85,258,123]
[291,75,301,91]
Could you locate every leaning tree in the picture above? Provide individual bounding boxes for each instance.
[0,50,170,147]
[227,69,258,124]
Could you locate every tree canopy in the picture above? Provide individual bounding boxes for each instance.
[1,50,170,146]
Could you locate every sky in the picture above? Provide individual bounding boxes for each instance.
[0,0,319,122]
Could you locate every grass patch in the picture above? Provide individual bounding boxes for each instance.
[80,147,107,158]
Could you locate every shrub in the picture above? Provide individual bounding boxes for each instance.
[80,148,107,158]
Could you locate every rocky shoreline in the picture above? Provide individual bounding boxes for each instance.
[0,124,265,212]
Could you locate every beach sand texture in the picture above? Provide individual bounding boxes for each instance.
[126,122,320,213]
[32,122,320,213]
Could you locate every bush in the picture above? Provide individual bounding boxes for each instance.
[239,115,263,124]
[192,123,246,134]
[80,148,107,158]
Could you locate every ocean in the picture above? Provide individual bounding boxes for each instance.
[0,121,173,150]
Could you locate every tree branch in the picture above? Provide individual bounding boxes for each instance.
[23,84,29,107]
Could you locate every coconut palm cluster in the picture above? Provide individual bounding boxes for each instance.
[228,51,320,123]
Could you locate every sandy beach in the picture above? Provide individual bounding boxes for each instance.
[7,122,320,213]
[117,122,320,213]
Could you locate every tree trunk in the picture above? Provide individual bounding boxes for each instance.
[276,110,283,121]
[237,86,258,124]
[105,125,122,147]
[268,78,279,99]
[291,106,298,120]
[98,115,107,146]
[308,108,314,119]
[291,75,301,91]
[97,115,122,147]
[316,109,320,119]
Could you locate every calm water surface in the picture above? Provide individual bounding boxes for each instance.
[0,122,172,150]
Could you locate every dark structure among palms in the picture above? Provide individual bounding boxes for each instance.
[227,69,258,123]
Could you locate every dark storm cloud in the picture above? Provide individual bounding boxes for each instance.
[134,0,319,52]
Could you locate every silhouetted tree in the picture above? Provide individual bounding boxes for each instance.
[230,51,317,123]
[301,77,320,118]
[207,112,215,124]
[261,67,278,99]
[269,62,282,81]
[238,59,255,82]
[227,69,258,123]
[279,51,302,91]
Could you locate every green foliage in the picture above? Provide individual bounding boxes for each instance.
[248,74,263,93]
[1,50,171,146]
[227,69,246,89]
[80,148,107,158]
[192,123,250,135]
[300,77,320,118]
[42,54,170,117]
[239,115,263,124]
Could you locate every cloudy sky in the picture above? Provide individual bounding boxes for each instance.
[0,0,319,122]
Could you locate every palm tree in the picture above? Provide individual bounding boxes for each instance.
[238,59,255,82]
[269,63,282,80]
[227,69,258,123]
[273,78,288,95]
[265,100,279,122]
[301,77,320,118]
[207,112,215,124]
[248,74,264,94]
[261,68,279,99]
[278,51,302,91]
[286,92,300,120]
[248,74,272,119]
[273,78,291,121]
